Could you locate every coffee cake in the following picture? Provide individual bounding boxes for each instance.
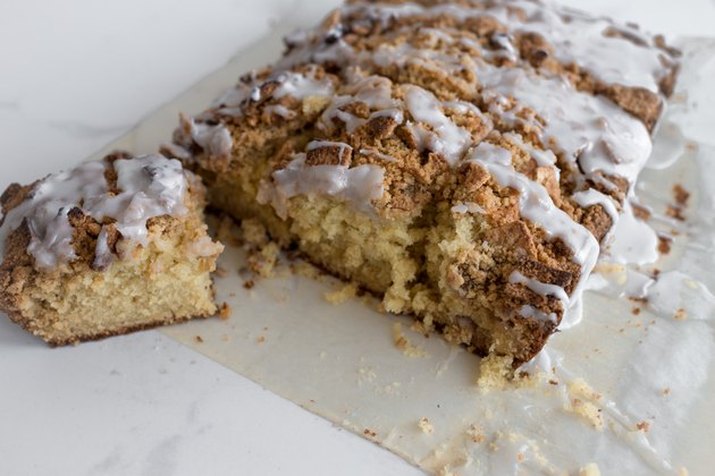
[162,0,679,365]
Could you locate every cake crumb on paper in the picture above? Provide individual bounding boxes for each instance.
[578,463,601,476]
[466,424,485,444]
[437,466,455,476]
[635,421,651,432]
[393,323,427,358]
[324,282,359,304]
[194,335,204,344]
[565,379,604,430]
[476,354,513,391]
[674,308,687,321]
[218,302,231,320]
[418,417,434,434]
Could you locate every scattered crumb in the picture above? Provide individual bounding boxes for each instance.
[418,417,434,434]
[635,421,651,432]
[324,282,359,305]
[674,308,688,321]
[256,335,266,344]
[466,424,485,444]
[214,266,229,278]
[662,387,671,396]
[218,302,231,320]
[578,463,601,476]
[631,203,651,221]
[565,379,604,430]
[392,323,428,358]
[247,241,280,278]
[673,184,690,207]
[243,279,255,290]
[194,335,204,344]
[476,354,514,391]
[631,307,641,316]
[666,204,687,222]
[657,236,672,255]
[241,217,270,247]
[382,382,402,396]
[437,467,455,476]
[410,319,432,337]
[291,260,322,279]
[363,428,377,438]
[357,366,377,384]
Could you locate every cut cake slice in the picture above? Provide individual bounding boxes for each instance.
[0,152,224,345]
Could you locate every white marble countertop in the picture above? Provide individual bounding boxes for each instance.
[1,1,714,475]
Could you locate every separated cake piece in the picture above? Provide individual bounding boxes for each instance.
[0,152,224,345]
[165,0,679,365]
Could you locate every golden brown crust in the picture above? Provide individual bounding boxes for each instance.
[3,306,214,347]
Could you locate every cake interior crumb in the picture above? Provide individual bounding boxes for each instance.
[418,417,434,434]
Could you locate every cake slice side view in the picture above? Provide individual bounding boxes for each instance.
[0,152,224,345]
[164,0,679,366]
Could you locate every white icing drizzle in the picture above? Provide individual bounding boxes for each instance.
[307,140,352,154]
[0,155,189,270]
[605,202,659,265]
[476,63,653,189]
[319,75,404,134]
[264,104,297,120]
[344,0,669,92]
[257,153,385,219]
[518,304,557,323]
[404,85,473,165]
[359,148,398,163]
[471,142,512,166]
[272,71,335,100]
[503,132,558,169]
[510,271,570,305]
[571,189,620,225]
[498,0,668,92]
[181,115,233,160]
[451,202,486,215]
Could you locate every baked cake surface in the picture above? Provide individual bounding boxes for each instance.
[0,152,224,345]
[164,0,679,365]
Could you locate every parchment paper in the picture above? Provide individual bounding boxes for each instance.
[90,31,715,475]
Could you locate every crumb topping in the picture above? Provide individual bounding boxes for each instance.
[0,154,190,271]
